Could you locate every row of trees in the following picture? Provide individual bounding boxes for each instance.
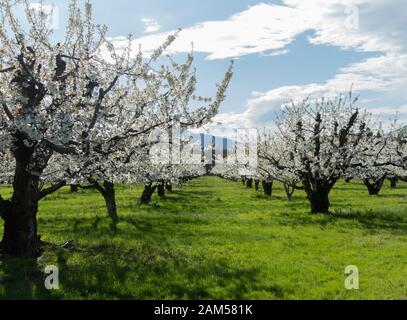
[1,0,405,258]
[213,94,407,214]
[0,0,233,257]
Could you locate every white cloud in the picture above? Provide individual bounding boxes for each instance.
[205,0,407,129]
[141,18,161,33]
[107,1,407,129]
[120,3,311,60]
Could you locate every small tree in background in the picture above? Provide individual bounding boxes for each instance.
[260,93,375,213]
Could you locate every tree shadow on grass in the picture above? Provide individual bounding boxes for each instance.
[277,209,407,234]
[166,258,288,300]
[328,210,407,234]
[369,193,407,199]
[0,256,53,300]
[35,245,279,299]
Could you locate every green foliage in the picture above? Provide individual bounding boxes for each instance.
[1,177,407,299]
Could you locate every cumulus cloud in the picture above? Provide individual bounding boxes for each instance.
[107,0,407,129]
[208,0,407,129]
[115,3,311,60]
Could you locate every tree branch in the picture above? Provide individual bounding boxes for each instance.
[38,180,67,200]
[2,103,14,121]
[44,140,77,155]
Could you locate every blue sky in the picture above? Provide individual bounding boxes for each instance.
[27,0,407,128]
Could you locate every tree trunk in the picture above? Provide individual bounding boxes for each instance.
[255,180,260,191]
[165,181,173,192]
[262,181,273,196]
[246,179,253,188]
[1,149,41,257]
[390,178,398,189]
[241,178,246,186]
[102,181,118,222]
[284,184,295,201]
[70,184,79,193]
[140,183,156,205]
[157,180,165,197]
[308,191,330,214]
[364,177,385,195]
[93,181,119,222]
[303,180,332,214]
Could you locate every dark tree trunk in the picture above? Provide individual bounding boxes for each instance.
[103,181,118,222]
[284,184,295,201]
[140,183,156,205]
[94,181,118,222]
[70,184,79,193]
[390,178,398,189]
[1,148,41,257]
[157,180,165,197]
[241,178,246,186]
[254,180,260,191]
[165,181,173,192]
[304,181,333,214]
[246,179,253,188]
[262,181,273,196]
[364,177,386,195]
[345,177,353,183]
[308,191,330,214]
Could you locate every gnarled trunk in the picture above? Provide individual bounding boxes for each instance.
[262,181,273,196]
[70,184,79,193]
[364,177,385,195]
[1,148,41,257]
[308,191,330,214]
[93,181,118,222]
[140,182,156,205]
[304,180,333,214]
[246,179,253,188]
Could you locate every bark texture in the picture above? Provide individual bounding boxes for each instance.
[363,177,386,195]
[140,183,156,205]
[262,181,273,196]
[95,181,119,222]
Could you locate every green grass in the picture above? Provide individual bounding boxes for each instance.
[0,177,407,300]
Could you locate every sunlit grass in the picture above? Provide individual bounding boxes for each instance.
[0,177,407,299]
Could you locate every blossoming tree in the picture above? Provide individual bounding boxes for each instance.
[0,0,185,256]
[259,94,375,213]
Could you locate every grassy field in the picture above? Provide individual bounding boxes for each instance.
[0,177,407,300]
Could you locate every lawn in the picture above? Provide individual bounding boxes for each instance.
[0,177,407,300]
